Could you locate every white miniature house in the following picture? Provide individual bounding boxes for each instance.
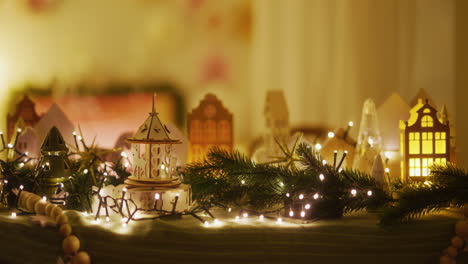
[127,95,181,181]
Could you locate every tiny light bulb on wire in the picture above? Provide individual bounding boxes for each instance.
[277,218,283,224]
[351,189,357,196]
[313,193,319,200]
[367,190,373,196]
[19,163,24,168]
[7,143,13,149]
[315,144,322,151]
[328,132,335,138]
[299,194,304,200]
[106,216,110,222]
[84,169,88,174]
[11,212,16,218]
[155,193,160,200]
[259,215,264,221]
[241,180,245,185]
[204,221,210,227]
[19,185,24,190]
[322,160,327,165]
[228,208,232,212]
[235,216,240,222]
[42,196,47,203]
[289,211,294,217]
[214,219,220,224]
[305,204,311,210]
[122,187,127,193]
[17,128,22,133]
[122,217,128,223]
[319,174,325,181]
[72,131,77,136]
[300,211,306,218]
[286,193,290,197]
[242,212,248,218]
[348,121,354,127]
[385,168,390,173]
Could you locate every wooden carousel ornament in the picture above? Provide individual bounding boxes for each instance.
[123,94,191,213]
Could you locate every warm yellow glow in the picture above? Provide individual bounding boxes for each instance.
[422,132,433,154]
[409,158,421,177]
[327,132,335,138]
[422,158,433,176]
[409,132,420,154]
[435,132,447,154]
[421,115,434,127]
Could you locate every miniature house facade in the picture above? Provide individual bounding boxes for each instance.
[187,94,233,162]
[127,97,181,180]
[400,99,450,182]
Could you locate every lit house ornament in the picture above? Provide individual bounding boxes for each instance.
[400,99,450,182]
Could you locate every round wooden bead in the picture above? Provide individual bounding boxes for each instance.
[50,206,63,219]
[45,204,56,216]
[34,200,47,215]
[20,195,31,210]
[439,255,454,264]
[447,246,458,258]
[59,224,72,237]
[455,220,468,239]
[71,251,91,264]
[56,214,69,226]
[62,235,80,255]
[451,236,465,249]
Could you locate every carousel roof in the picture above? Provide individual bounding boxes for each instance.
[126,94,181,144]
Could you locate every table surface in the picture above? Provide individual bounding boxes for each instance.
[0,208,467,264]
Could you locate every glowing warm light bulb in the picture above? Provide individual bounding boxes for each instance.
[175,193,180,197]
[160,164,165,170]
[106,216,110,222]
[279,182,284,187]
[17,128,22,133]
[72,132,77,136]
[19,163,24,168]
[328,132,335,138]
[19,185,24,190]
[313,193,319,200]
[25,152,29,156]
[344,150,348,154]
[300,211,306,218]
[77,136,82,141]
[259,215,264,221]
[82,212,88,216]
[204,221,210,227]
[155,193,160,200]
[214,219,220,224]
[7,143,13,149]
[241,180,245,185]
[277,218,282,224]
[299,194,304,200]
[235,216,240,222]
[319,174,325,181]
[286,193,290,197]
[242,212,248,218]
[11,212,17,218]
[84,169,88,174]
[121,152,127,158]
[351,189,357,196]
[122,187,127,193]
[228,208,232,212]
[122,217,128,223]
[289,211,294,217]
[41,196,47,203]
[338,168,343,172]
[348,121,354,127]
[322,160,327,165]
[122,223,127,227]
[368,138,374,146]
[367,190,373,196]
[385,168,390,173]
[305,204,311,210]
[315,144,322,151]
[124,162,129,168]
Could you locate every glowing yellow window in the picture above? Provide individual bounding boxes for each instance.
[409,132,420,154]
[409,158,421,177]
[422,115,434,127]
[422,158,433,176]
[435,132,447,154]
[422,132,433,154]
[434,158,447,165]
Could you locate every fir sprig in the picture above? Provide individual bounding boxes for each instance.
[380,163,468,225]
[184,143,391,220]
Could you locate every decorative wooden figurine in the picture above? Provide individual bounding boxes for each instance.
[7,95,41,141]
[126,94,181,181]
[187,93,233,162]
[400,99,450,182]
[34,126,71,196]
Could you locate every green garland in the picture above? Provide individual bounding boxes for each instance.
[380,163,468,225]
[184,143,392,220]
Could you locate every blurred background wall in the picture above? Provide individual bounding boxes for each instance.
[0,0,456,151]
